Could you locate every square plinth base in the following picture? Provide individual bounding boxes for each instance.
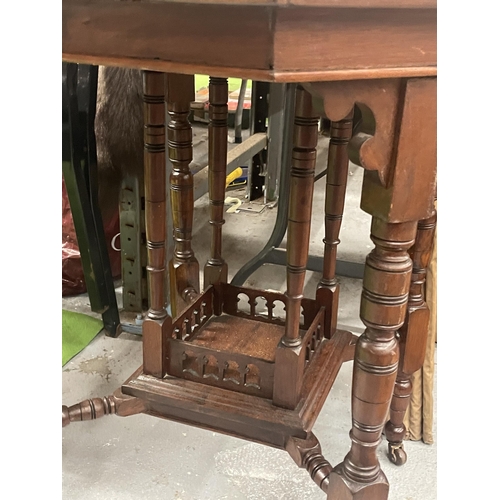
[122,329,355,449]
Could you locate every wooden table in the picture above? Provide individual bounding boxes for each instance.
[62,2,437,499]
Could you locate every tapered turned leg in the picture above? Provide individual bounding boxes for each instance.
[204,77,229,289]
[167,73,200,317]
[316,110,354,338]
[62,388,145,427]
[329,219,417,500]
[142,71,172,378]
[286,433,333,493]
[385,210,437,465]
[273,86,319,409]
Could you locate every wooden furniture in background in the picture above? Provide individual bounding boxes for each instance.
[62,2,437,499]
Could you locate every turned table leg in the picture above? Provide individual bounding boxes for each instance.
[167,73,200,316]
[316,110,354,338]
[385,210,437,465]
[286,433,333,493]
[273,86,319,409]
[204,76,229,289]
[62,388,145,427]
[329,219,417,500]
[141,70,172,378]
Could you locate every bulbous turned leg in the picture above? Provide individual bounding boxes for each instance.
[286,433,333,493]
[328,219,418,500]
[62,389,145,427]
[384,212,436,466]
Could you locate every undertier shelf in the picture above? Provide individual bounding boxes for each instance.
[165,283,329,399]
[123,327,355,448]
[125,282,357,446]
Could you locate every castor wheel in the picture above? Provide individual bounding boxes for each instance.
[388,443,407,466]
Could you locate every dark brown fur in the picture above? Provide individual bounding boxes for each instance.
[95,66,144,223]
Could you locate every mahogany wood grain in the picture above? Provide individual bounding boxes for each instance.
[359,78,437,223]
[328,219,417,499]
[62,387,145,427]
[316,111,354,338]
[286,433,332,492]
[62,2,437,498]
[167,73,200,316]
[82,0,435,7]
[141,70,172,378]
[62,2,436,81]
[312,77,437,224]
[272,86,319,409]
[122,329,353,449]
[204,77,229,287]
[385,210,437,465]
[273,7,436,74]
[284,86,318,347]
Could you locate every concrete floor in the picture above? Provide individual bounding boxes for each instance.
[62,134,437,499]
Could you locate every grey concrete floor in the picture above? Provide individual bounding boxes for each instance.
[62,134,437,499]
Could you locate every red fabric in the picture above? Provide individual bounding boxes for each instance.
[62,177,121,296]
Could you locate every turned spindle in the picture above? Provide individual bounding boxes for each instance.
[273,86,319,409]
[167,73,200,317]
[204,77,229,290]
[283,86,318,347]
[316,110,354,338]
[287,434,333,493]
[62,390,146,428]
[385,210,437,465]
[329,219,417,500]
[141,70,172,378]
[62,396,117,427]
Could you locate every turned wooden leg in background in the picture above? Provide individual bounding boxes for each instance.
[167,73,200,317]
[142,70,172,378]
[316,110,354,338]
[273,86,319,409]
[204,77,229,290]
[329,219,417,500]
[385,210,437,465]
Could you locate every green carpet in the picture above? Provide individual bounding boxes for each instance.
[62,310,103,366]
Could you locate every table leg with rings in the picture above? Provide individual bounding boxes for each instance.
[63,70,436,500]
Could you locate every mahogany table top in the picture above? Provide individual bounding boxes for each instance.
[62,0,437,82]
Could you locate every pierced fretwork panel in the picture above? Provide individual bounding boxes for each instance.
[303,307,326,367]
[222,283,318,329]
[167,341,274,398]
[171,287,214,341]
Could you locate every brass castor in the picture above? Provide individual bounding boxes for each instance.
[388,443,407,466]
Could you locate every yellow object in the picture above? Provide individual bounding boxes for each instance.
[224,197,242,213]
[225,167,243,188]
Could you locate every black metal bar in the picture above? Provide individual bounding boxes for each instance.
[234,79,248,144]
[247,81,269,201]
[267,248,365,280]
[231,83,296,286]
[62,62,121,337]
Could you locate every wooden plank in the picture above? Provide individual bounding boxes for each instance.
[280,0,436,7]
[272,66,437,82]
[63,3,273,71]
[65,0,436,7]
[274,7,436,74]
